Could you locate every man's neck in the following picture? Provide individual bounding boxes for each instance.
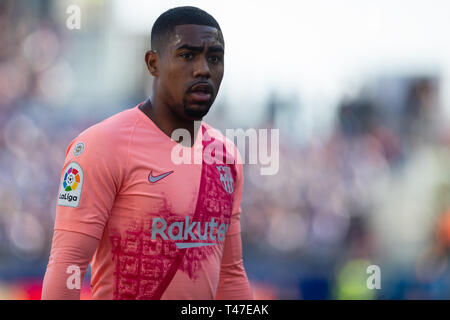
[139,98,200,147]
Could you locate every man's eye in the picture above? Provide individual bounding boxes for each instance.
[180,53,193,60]
[208,55,221,63]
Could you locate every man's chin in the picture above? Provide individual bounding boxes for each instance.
[184,103,211,120]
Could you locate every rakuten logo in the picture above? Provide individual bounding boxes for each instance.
[151,217,229,249]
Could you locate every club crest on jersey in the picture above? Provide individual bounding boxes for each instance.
[57,162,83,207]
[216,165,234,194]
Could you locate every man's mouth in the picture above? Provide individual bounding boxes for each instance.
[188,83,213,103]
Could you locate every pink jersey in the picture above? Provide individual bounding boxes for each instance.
[52,103,249,300]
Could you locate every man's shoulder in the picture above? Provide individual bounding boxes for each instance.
[65,106,139,159]
[80,107,138,139]
[76,108,136,144]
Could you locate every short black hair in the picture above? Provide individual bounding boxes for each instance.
[151,6,222,53]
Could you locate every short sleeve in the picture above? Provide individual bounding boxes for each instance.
[54,126,125,240]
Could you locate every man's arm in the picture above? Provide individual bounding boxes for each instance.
[41,230,99,300]
[215,211,253,300]
[215,147,252,300]
[42,124,125,299]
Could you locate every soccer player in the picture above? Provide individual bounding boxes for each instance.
[41,6,253,300]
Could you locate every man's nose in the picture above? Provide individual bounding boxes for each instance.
[193,57,211,78]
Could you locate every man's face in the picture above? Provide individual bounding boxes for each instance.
[157,24,224,120]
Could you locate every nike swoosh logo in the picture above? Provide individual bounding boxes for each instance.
[148,170,173,183]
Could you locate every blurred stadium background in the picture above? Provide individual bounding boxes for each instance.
[2,0,450,299]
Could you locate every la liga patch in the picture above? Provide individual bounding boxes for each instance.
[57,162,83,207]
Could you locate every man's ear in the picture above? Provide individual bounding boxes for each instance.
[145,50,159,76]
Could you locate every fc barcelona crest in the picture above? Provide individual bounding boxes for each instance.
[216,165,234,194]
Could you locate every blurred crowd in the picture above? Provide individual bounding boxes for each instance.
[237,76,450,299]
[2,0,450,299]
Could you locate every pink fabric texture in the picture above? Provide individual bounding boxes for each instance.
[41,104,252,300]
[41,230,98,300]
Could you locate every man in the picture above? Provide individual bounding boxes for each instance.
[41,6,253,300]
